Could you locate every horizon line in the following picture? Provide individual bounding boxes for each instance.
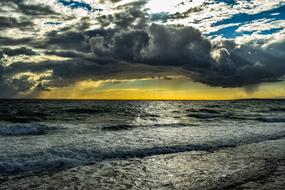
[0,98,284,101]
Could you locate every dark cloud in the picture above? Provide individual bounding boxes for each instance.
[0,61,3,81]
[38,30,89,51]
[113,30,150,61]
[151,6,204,22]
[87,24,285,88]
[142,24,212,67]
[0,57,178,98]
[0,0,58,53]
[38,27,116,52]
[88,24,212,67]
[45,50,87,59]
[0,0,58,16]
[0,16,33,29]
[0,47,37,58]
[192,39,285,87]
[0,0,285,98]
[97,0,148,29]
[38,23,285,90]
[0,60,19,97]
[0,36,33,46]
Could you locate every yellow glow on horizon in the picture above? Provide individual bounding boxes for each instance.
[30,78,285,100]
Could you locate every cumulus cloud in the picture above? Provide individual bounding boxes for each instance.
[0,0,284,98]
[87,24,212,68]
[85,23,285,88]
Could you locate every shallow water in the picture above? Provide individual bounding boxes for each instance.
[0,100,285,189]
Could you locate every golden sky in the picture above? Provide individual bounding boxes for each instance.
[29,78,285,100]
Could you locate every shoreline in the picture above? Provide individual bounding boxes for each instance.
[1,138,285,190]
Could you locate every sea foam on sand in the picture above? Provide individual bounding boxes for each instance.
[1,138,285,190]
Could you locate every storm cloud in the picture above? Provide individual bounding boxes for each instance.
[0,47,37,57]
[0,0,284,97]
[86,24,285,87]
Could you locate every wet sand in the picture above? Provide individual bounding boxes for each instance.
[1,138,285,190]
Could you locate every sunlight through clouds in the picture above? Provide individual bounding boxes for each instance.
[0,0,284,99]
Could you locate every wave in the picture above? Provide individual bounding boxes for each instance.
[64,108,112,114]
[1,132,285,175]
[0,111,49,123]
[256,117,285,123]
[187,113,221,119]
[0,124,49,136]
[186,111,277,122]
[187,113,285,123]
[186,108,227,119]
[101,124,135,131]
[101,123,192,131]
[187,108,223,114]
[269,107,285,112]
[0,116,43,123]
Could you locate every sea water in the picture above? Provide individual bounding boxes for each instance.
[0,100,285,189]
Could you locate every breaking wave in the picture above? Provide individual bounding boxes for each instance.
[1,132,285,175]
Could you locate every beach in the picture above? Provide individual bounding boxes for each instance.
[0,100,285,189]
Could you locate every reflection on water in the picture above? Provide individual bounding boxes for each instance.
[133,101,184,126]
[0,100,285,189]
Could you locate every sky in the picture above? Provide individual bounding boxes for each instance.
[0,0,285,99]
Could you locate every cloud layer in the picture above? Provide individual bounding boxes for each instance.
[0,0,284,98]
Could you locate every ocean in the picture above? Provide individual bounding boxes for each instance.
[0,100,285,189]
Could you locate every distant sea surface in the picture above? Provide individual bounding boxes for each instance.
[0,100,285,189]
